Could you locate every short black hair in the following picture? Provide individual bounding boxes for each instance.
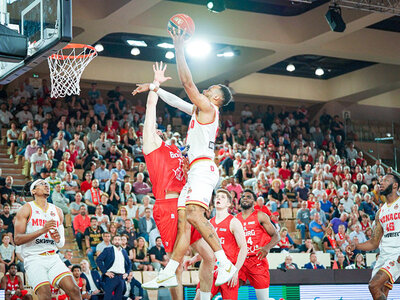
[242,189,257,201]
[218,84,232,106]
[388,172,400,186]
[71,265,81,272]
[90,217,98,222]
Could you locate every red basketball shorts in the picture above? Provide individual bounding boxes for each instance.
[238,256,270,289]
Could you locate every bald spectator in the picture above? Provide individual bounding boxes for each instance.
[330,212,348,234]
[132,173,151,203]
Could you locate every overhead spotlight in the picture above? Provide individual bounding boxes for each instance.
[94,44,104,52]
[131,47,140,56]
[127,40,147,47]
[325,4,346,32]
[386,133,392,137]
[157,42,174,49]
[186,40,211,58]
[315,68,324,76]
[217,51,234,57]
[207,0,226,13]
[286,64,295,72]
[165,51,175,59]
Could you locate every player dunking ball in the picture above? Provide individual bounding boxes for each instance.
[14,179,81,300]
[140,27,236,292]
[186,189,247,300]
[348,173,400,300]
[137,62,215,299]
[236,189,279,299]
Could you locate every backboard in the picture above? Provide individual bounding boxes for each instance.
[0,0,72,84]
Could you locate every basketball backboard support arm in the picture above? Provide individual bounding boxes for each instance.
[0,0,72,85]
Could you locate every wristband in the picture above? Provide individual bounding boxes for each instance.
[149,83,156,91]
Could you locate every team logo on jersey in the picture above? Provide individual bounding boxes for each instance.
[248,221,255,225]
[208,141,215,150]
[219,228,227,232]
[50,211,56,217]
[390,261,395,267]
[171,214,175,219]
[35,211,40,214]
[395,204,399,210]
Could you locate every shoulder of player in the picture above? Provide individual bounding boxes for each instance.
[17,202,32,217]
[229,217,243,232]
[257,210,269,222]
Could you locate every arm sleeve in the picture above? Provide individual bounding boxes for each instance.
[56,224,65,248]
[157,88,193,115]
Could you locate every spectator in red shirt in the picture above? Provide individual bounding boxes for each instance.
[73,205,91,251]
[277,227,293,251]
[136,123,144,138]
[66,141,78,165]
[81,171,93,194]
[218,142,233,176]
[61,152,74,174]
[279,161,291,181]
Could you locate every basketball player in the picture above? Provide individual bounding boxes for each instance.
[0,263,32,300]
[137,63,215,300]
[14,179,81,300]
[186,189,247,300]
[138,24,235,289]
[236,189,279,299]
[348,173,400,300]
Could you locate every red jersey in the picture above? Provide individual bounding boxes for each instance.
[210,215,239,264]
[5,274,19,291]
[237,210,271,256]
[144,141,186,199]
[254,204,272,216]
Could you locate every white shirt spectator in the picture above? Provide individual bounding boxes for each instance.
[94,138,111,156]
[30,153,48,175]
[340,197,353,213]
[0,110,13,125]
[15,111,33,124]
[363,172,374,185]
[22,125,36,140]
[349,230,367,244]
[52,138,68,152]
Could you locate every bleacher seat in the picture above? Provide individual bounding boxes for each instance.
[190,270,199,284]
[280,208,292,219]
[182,270,191,285]
[16,271,24,285]
[133,271,142,283]
[292,208,299,218]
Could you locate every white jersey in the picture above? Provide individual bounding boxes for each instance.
[378,196,400,257]
[185,104,219,163]
[21,201,61,258]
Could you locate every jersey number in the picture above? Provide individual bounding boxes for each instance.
[247,236,253,245]
[386,222,395,232]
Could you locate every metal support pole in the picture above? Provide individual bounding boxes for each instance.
[0,0,9,25]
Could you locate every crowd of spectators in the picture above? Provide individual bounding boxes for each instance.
[0,78,394,294]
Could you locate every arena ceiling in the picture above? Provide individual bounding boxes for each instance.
[33,0,400,108]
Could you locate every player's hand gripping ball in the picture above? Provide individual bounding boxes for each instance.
[168,14,195,40]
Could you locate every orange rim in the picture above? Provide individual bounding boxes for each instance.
[49,43,97,60]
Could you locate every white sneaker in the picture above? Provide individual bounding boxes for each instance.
[141,271,178,290]
[215,261,237,286]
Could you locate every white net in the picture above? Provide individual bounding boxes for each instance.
[47,44,97,98]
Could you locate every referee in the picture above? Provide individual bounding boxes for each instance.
[96,235,132,300]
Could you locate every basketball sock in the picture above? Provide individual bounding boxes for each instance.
[214,249,230,266]
[255,288,269,300]
[199,291,211,300]
[163,259,180,275]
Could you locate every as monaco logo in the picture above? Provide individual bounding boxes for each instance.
[390,261,395,267]
[50,211,56,217]
[395,204,399,210]
[174,17,183,25]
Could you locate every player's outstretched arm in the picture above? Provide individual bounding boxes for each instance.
[228,218,247,287]
[170,28,214,114]
[142,91,162,155]
[14,204,56,245]
[350,210,382,253]
[257,211,280,259]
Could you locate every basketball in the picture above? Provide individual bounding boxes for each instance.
[168,13,195,40]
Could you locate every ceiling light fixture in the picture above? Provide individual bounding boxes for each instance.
[94,44,104,52]
[186,40,211,58]
[157,42,174,49]
[131,47,140,56]
[217,51,234,57]
[315,67,324,76]
[127,40,147,47]
[165,51,175,59]
[286,64,295,72]
[207,0,226,13]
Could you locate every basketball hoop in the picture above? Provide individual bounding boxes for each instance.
[47,43,97,98]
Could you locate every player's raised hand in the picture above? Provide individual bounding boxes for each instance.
[132,83,150,96]
[169,27,186,49]
[153,61,172,84]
